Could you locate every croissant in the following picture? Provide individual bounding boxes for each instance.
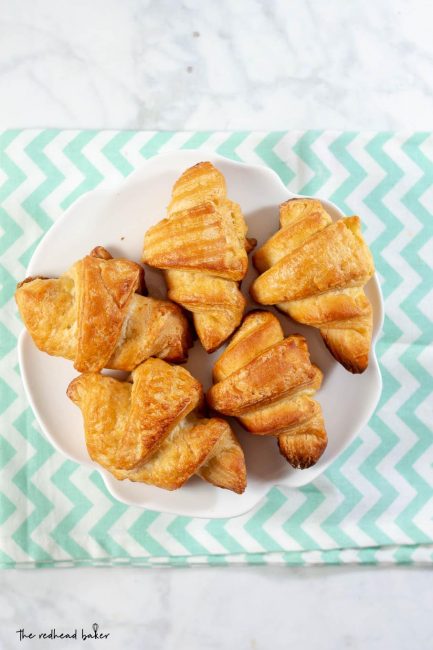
[15,246,191,373]
[67,358,247,493]
[142,162,255,352]
[250,199,375,373]
[207,311,327,469]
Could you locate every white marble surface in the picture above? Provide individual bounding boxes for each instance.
[1,0,433,131]
[1,566,432,650]
[2,1,433,649]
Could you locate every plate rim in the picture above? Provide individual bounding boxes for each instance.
[17,149,384,518]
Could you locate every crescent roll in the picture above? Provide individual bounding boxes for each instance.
[15,246,191,372]
[67,358,247,493]
[250,199,375,373]
[207,311,327,469]
[142,162,255,352]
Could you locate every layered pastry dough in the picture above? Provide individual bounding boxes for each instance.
[250,199,375,373]
[15,246,191,372]
[67,358,247,493]
[142,162,255,352]
[207,311,327,469]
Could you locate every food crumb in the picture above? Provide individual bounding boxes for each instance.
[120,236,125,240]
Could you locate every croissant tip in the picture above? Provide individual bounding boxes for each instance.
[278,432,327,469]
[211,466,247,495]
[233,480,247,495]
[16,275,49,291]
[245,237,257,254]
[90,246,112,260]
[321,335,369,374]
[344,360,368,374]
[204,341,225,354]
[249,283,259,303]
[66,376,81,403]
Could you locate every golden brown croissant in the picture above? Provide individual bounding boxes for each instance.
[207,311,327,469]
[250,199,375,373]
[142,162,255,352]
[67,358,247,493]
[15,246,191,373]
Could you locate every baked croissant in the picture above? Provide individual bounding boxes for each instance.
[67,358,247,493]
[250,199,375,373]
[15,246,191,373]
[207,311,327,469]
[142,162,255,352]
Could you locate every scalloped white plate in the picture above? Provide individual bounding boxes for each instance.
[18,150,383,518]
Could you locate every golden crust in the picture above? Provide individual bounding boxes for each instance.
[143,202,247,280]
[207,311,327,470]
[165,268,246,353]
[74,253,142,371]
[278,413,328,470]
[15,247,191,372]
[250,199,375,373]
[142,162,254,352]
[212,310,283,383]
[67,358,246,493]
[168,160,227,213]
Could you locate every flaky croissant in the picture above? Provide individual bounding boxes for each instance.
[15,246,191,373]
[67,358,247,493]
[250,199,375,373]
[142,162,255,353]
[207,311,327,469]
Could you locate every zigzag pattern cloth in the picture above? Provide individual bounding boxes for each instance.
[0,130,432,568]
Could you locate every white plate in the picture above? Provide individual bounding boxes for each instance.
[18,150,384,518]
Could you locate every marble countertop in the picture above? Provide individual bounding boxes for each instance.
[2,0,433,132]
[2,566,432,650]
[1,0,433,648]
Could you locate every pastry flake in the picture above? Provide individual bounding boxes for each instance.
[15,246,191,372]
[143,162,256,352]
[208,311,327,469]
[250,199,375,373]
[67,358,247,493]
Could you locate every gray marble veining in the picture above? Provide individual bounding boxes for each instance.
[1,1,432,648]
[1,0,433,130]
[1,566,432,650]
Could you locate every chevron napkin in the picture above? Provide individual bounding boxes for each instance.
[1,130,432,568]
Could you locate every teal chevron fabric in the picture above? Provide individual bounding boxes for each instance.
[1,130,432,568]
